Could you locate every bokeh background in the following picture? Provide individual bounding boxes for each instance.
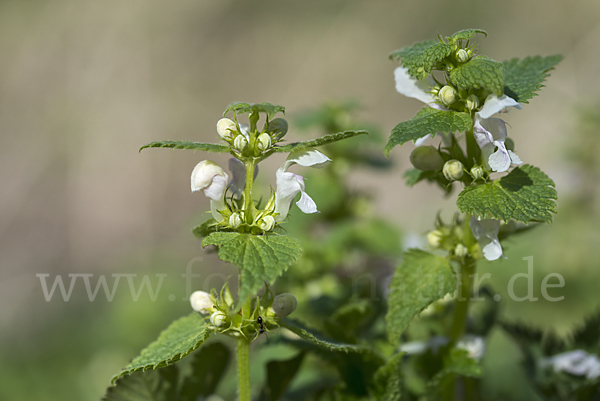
[1,0,600,399]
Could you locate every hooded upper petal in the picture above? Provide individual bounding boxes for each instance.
[474,116,522,172]
[394,67,437,105]
[477,94,521,119]
[283,149,331,170]
[470,217,503,261]
[191,160,229,201]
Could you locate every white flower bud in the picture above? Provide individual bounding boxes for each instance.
[257,133,272,150]
[216,118,236,139]
[439,85,457,106]
[234,135,248,151]
[427,230,443,248]
[190,160,229,222]
[190,291,213,314]
[260,215,275,231]
[410,146,444,171]
[456,49,469,63]
[272,293,297,318]
[229,213,242,228]
[443,159,464,181]
[210,311,227,327]
[465,94,479,111]
[454,243,469,258]
[470,165,485,180]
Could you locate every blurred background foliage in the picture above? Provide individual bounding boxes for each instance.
[1,0,600,399]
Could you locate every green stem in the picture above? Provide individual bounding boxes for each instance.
[243,158,257,223]
[450,255,476,342]
[465,124,480,168]
[236,336,251,401]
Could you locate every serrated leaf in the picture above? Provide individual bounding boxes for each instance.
[179,342,230,401]
[447,29,487,42]
[426,349,481,401]
[450,55,504,96]
[386,108,472,156]
[389,39,437,79]
[192,219,218,239]
[111,313,210,383]
[202,233,303,308]
[139,141,230,153]
[104,365,179,401]
[261,352,305,401]
[280,318,365,353]
[386,249,456,345]
[223,102,285,119]
[272,130,368,153]
[422,43,454,74]
[373,352,405,401]
[503,55,563,104]
[457,165,557,223]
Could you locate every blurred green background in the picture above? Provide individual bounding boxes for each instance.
[1,0,600,399]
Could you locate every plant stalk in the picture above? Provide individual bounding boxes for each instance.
[236,336,251,401]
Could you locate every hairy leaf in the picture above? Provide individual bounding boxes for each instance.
[389,39,437,80]
[111,313,210,383]
[192,219,218,239]
[450,55,504,96]
[386,108,472,156]
[202,233,303,308]
[179,343,230,401]
[447,29,487,42]
[422,43,454,74]
[503,55,563,104]
[272,130,368,153]
[223,102,285,118]
[457,165,557,223]
[386,249,456,345]
[104,365,179,401]
[139,141,229,153]
[373,352,405,401]
[280,319,365,353]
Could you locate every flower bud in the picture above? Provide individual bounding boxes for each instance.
[272,293,297,318]
[427,230,443,248]
[216,118,236,139]
[470,165,484,180]
[266,118,288,139]
[257,133,272,150]
[190,290,213,314]
[465,94,479,111]
[229,213,242,228]
[443,159,464,181]
[210,311,227,327]
[439,86,457,106]
[191,160,228,200]
[454,243,469,258]
[410,146,444,171]
[260,215,275,231]
[234,135,248,151]
[456,49,469,63]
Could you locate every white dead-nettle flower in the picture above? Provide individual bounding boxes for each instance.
[190,290,214,314]
[260,215,275,231]
[469,216,503,261]
[442,159,464,181]
[541,350,600,380]
[257,133,272,150]
[457,335,486,360]
[274,149,330,222]
[191,160,229,222]
[216,118,236,139]
[210,311,227,327]
[229,212,242,228]
[272,293,297,318]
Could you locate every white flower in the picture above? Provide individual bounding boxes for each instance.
[469,216,503,261]
[228,158,258,199]
[474,94,522,172]
[216,118,236,139]
[260,215,275,231]
[457,335,486,360]
[274,149,330,222]
[210,311,227,327]
[394,66,450,147]
[229,212,242,228]
[257,133,272,150]
[542,350,600,380]
[190,290,213,314]
[191,160,229,222]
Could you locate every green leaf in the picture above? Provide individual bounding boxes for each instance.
[272,130,368,153]
[449,55,504,96]
[192,219,218,239]
[139,141,230,153]
[104,365,179,401]
[111,313,210,383]
[261,352,306,401]
[386,108,472,156]
[422,43,454,74]
[280,318,365,353]
[447,29,487,42]
[223,102,285,119]
[503,55,563,104]
[373,352,405,401]
[389,39,437,79]
[386,249,456,345]
[202,233,303,308]
[179,343,230,401]
[426,349,481,401]
[457,165,557,223]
